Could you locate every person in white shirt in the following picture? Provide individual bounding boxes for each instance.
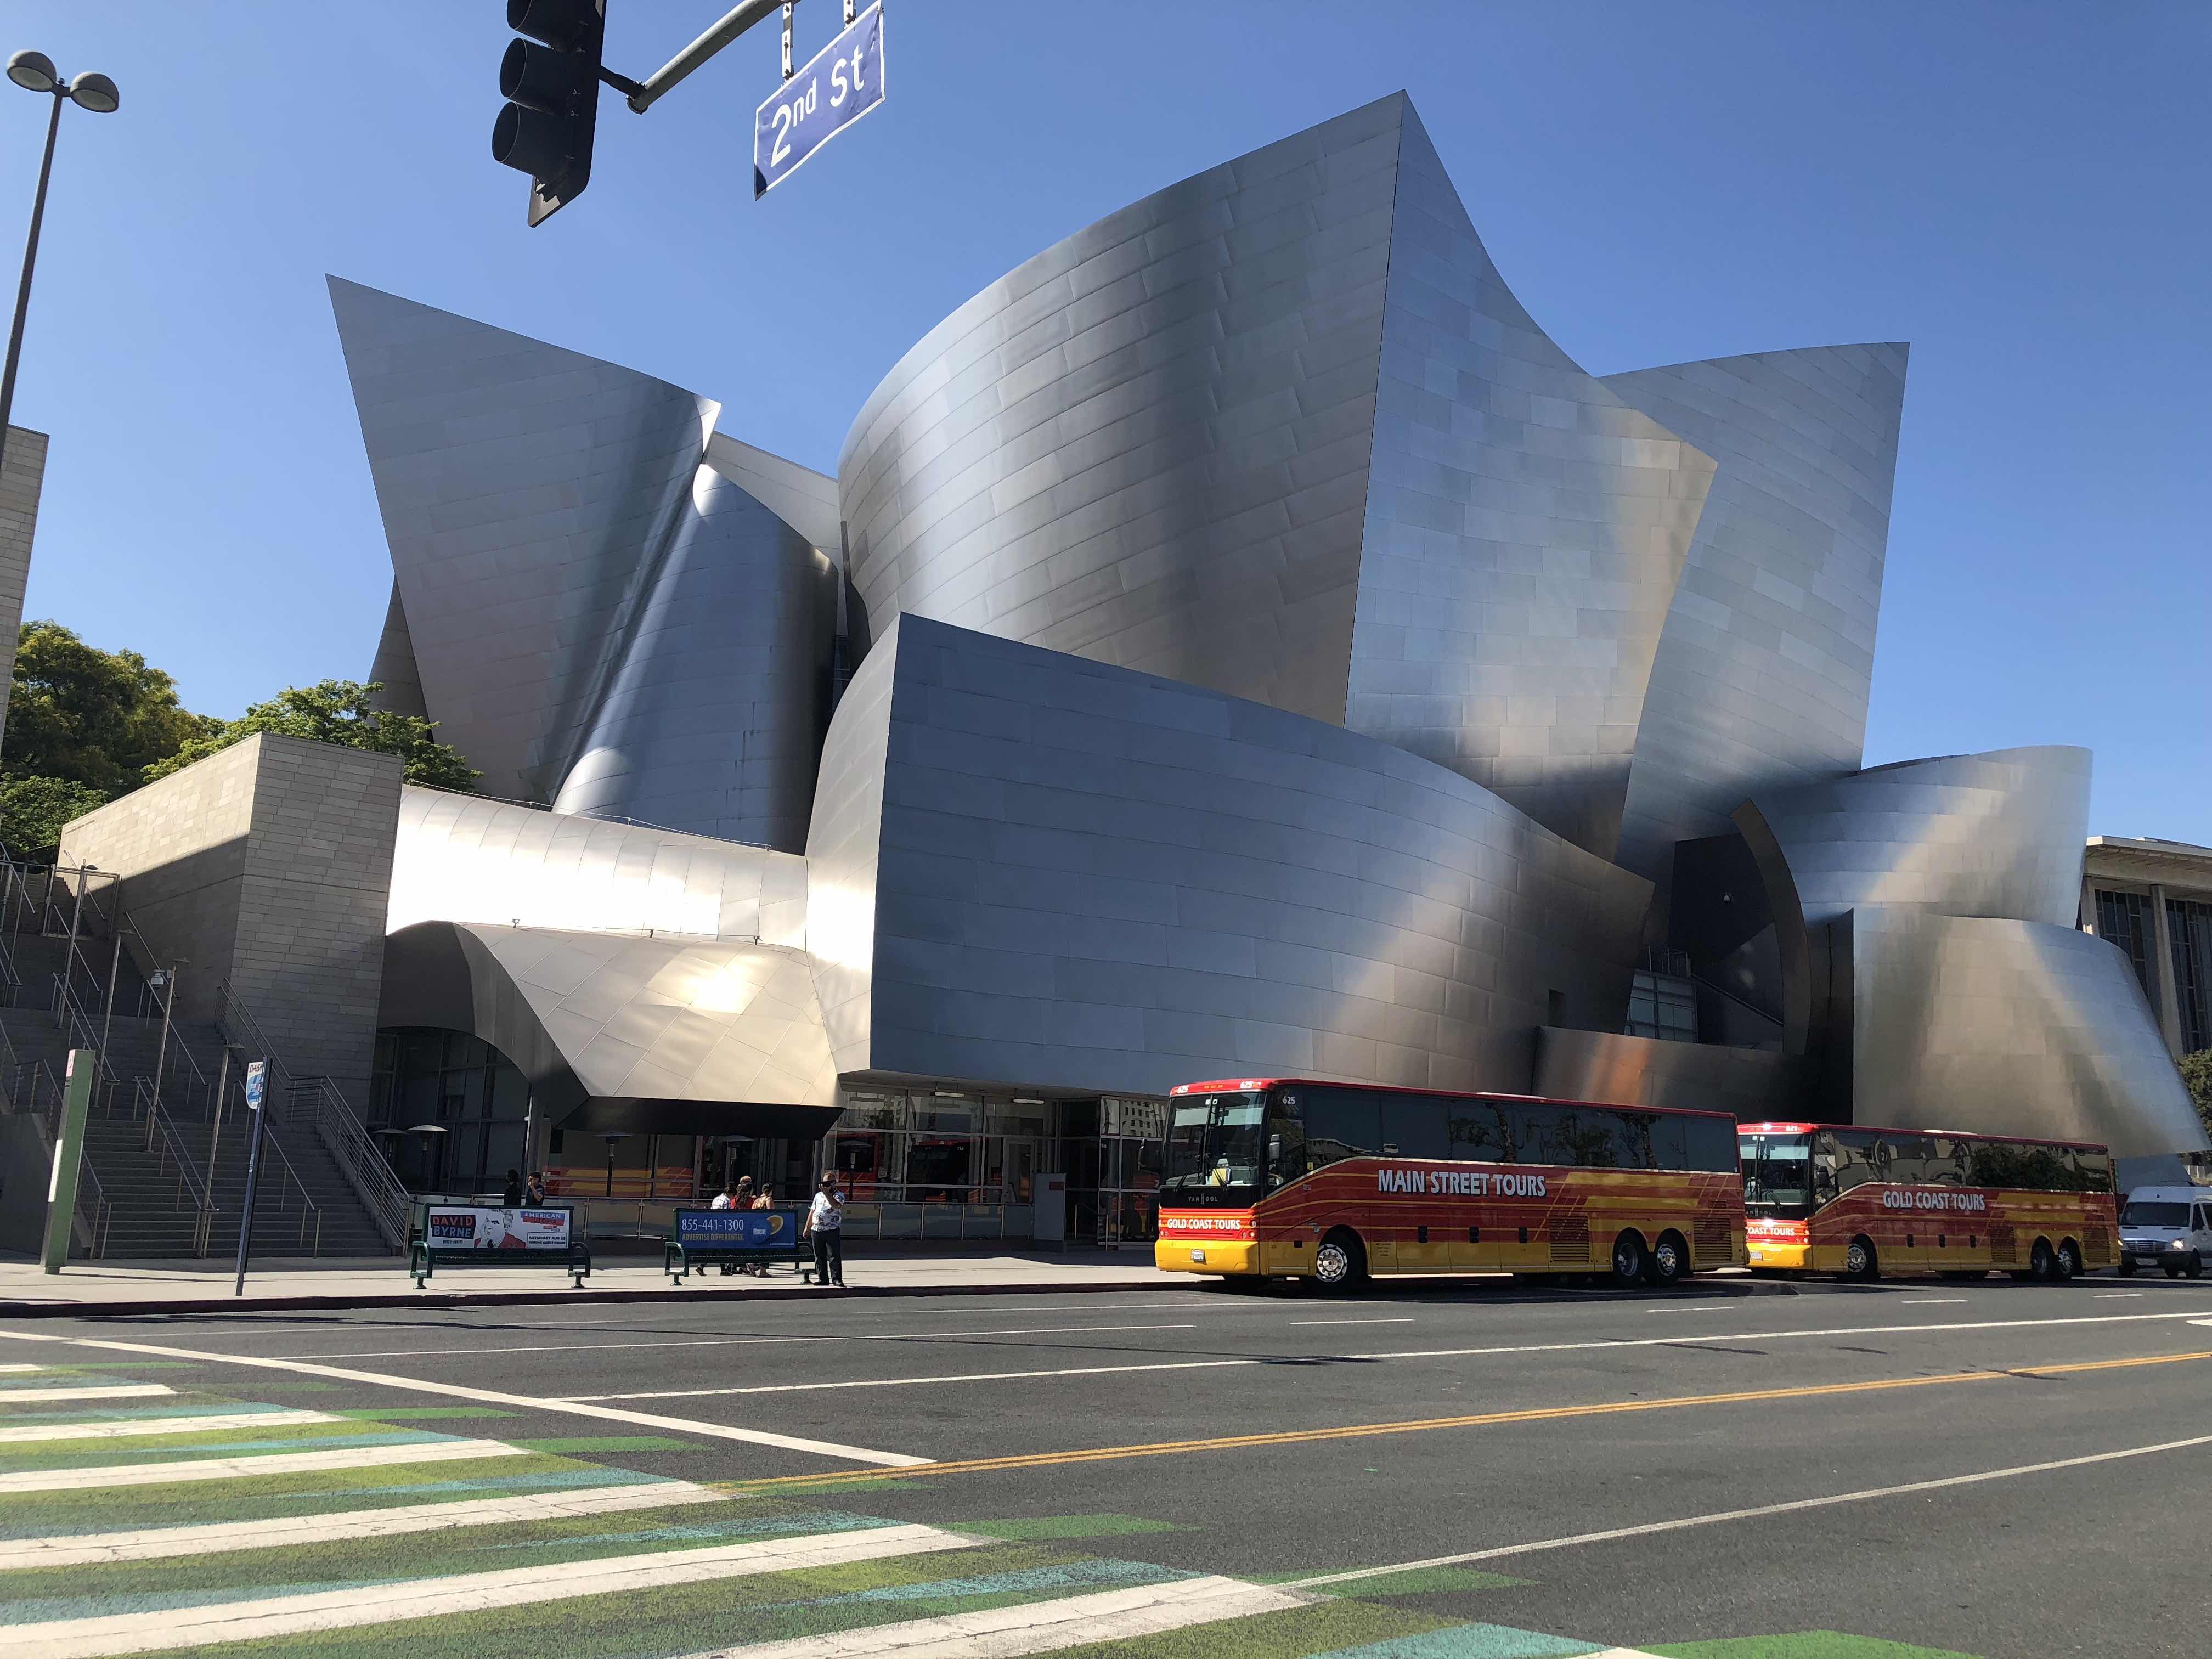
[802,1175,845,1288]
[709,1182,737,1211]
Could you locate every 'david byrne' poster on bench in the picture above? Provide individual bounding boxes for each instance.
[425,1206,572,1250]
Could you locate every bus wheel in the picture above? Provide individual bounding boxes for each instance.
[1844,1237,1879,1281]
[2055,1240,2082,1281]
[1609,1231,1648,1288]
[1646,1231,1688,1288]
[1313,1231,1367,1291]
[2028,1238,2057,1281]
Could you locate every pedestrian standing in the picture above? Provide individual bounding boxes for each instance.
[710,1182,736,1211]
[501,1168,523,1206]
[802,1174,845,1288]
[524,1171,548,1205]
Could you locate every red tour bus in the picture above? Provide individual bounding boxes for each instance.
[1155,1077,1746,1290]
[1737,1121,2118,1281]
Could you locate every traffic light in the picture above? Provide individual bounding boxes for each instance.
[493,0,606,226]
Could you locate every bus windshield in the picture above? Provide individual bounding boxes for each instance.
[1740,1132,1813,1218]
[1161,1093,1266,1205]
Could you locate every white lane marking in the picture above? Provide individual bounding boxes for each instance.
[680,1575,1309,1658]
[0,1438,526,1496]
[2096,1293,2143,1299]
[13,1522,979,1658]
[1289,1318,1413,1328]
[0,1409,337,1444]
[266,1323,1199,1362]
[1289,1430,2212,1590]
[0,1385,173,1404]
[0,1363,42,1372]
[1645,1306,1731,1313]
[1900,1299,1968,1306]
[571,1358,1260,1402]
[0,1331,929,1469]
[1,1480,725,1570]
[568,1305,2212,1401]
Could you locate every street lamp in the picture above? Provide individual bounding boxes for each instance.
[0,50,119,476]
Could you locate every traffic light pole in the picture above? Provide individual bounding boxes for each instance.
[622,0,786,112]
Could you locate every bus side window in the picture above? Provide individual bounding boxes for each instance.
[1447,1101,1514,1161]
[1928,1138,1968,1185]
[2078,1148,2113,1192]
[1820,1130,1881,1193]
[1681,1116,1737,1172]
[1304,1089,1381,1169]
[1511,1104,1566,1165]
[1380,1097,1449,1160]
[1644,1114,1685,1172]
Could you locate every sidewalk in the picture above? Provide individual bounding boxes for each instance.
[0,1248,1170,1318]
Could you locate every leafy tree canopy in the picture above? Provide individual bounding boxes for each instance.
[0,774,111,858]
[5,620,219,795]
[2182,1049,2212,1138]
[144,679,478,791]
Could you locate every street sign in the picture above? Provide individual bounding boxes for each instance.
[754,2,884,198]
[244,1060,266,1111]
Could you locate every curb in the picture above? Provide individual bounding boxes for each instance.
[0,1277,1170,1319]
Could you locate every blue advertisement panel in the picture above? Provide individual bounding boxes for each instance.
[675,1207,802,1254]
[754,3,885,198]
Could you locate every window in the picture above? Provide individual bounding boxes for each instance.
[1625,970,1699,1043]
[1681,1115,1740,1173]
[1379,1096,1449,1160]
[1514,1104,1635,1167]
[2171,899,2212,1054]
[1300,1088,1382,1170]
[1445,1099,1515,1161]
[1814,1129,1883,1197]
[2094,889,2154,1001]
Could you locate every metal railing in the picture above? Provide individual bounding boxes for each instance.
[205,1060,324,1257]
[217,982,408,1251]
[136,1077,216,1255]
[75,1158,111,1260]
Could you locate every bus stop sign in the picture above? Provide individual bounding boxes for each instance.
[754,3,884,198]
[245,1061,266,1110]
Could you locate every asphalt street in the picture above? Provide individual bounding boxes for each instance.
[4,1269,2209,1657]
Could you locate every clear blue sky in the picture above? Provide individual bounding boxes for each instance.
[4,2,2205,835]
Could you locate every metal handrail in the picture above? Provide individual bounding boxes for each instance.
[137,1077,216,1252]
[216,981,405,1251]
[211,1064,324,1257]
[76,1157,110,1259]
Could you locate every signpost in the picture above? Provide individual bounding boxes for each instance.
[754,2,884,198]
[40,1049,95,1273]
[233,1060,267,1296]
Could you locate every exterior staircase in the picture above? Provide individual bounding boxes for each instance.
[0,868,404,1260]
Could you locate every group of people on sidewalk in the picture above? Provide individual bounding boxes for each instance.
[706,1172,847,1287]
[500,1170,548,1206]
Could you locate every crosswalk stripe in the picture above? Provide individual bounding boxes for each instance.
[0,1409,338,1445]
[0,1480,727,1569]
[0,1386,173,1405]
[0,1437,527,1494]
[13,1522,980,1658]
[673,1575,1311,1657]
[0,1364,42,1373]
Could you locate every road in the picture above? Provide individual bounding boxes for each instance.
[3,1269,2209,1658]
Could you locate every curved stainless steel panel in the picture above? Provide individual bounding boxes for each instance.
[1605,345,1910,889]
[1748,746,2091,930]
[330,277,715,805]
[367,582,428,720]
[1344,109,1716,859]
[1534,1025,1802,1120]
[838,94,1407,725]
[806,614,1651,1098]
[551,466,836,853]
[388,786,808,947]
[1850,911,2207,1157]
[331,279,834,851]
[382,921,837,1125]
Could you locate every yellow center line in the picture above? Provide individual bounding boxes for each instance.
[733,1347,2212,1492]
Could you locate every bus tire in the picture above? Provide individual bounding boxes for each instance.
[2055,1239,2082,1282]
[1313,1230,1367,1291]
[2028,1238,2057,1282]
[1609,1231,1649,1288]
[1647,1231,1688,1288]
[1843,1237,1879,1281]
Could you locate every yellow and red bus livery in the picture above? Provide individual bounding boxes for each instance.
[1737,1122,2117,1282]
[1156,1078,1746,1289]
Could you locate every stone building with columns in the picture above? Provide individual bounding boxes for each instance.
[2083,837,2212,1063]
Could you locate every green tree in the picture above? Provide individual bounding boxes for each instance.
[0,774,111,857]
[4,620,219,793]
[2182,1050,2212,1138]
[144,679,478,791]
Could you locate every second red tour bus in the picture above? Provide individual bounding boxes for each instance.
[1155,1077,1746,1289]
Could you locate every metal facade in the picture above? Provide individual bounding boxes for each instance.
[331,278,836,851]
[1605,346,1910,890]
[806,614,1650,1099]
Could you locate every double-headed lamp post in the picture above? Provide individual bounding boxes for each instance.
[0,50,118,476]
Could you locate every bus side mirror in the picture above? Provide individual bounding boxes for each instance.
[1268,1136,1281,1165]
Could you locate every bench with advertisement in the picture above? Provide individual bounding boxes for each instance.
[664,1206,806,1283]
[410,1203,591,1289]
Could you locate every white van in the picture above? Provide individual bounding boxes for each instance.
[2117,1187,2211,1278]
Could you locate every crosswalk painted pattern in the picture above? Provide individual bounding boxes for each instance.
[0,1358,1822,1659]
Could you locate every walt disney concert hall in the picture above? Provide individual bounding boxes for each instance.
[317,93,2201,1213]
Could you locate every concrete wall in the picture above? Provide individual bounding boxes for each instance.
[59,733,404,1108]
[0,425,49,746]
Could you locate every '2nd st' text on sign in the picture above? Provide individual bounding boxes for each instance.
[755,4,885,198]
